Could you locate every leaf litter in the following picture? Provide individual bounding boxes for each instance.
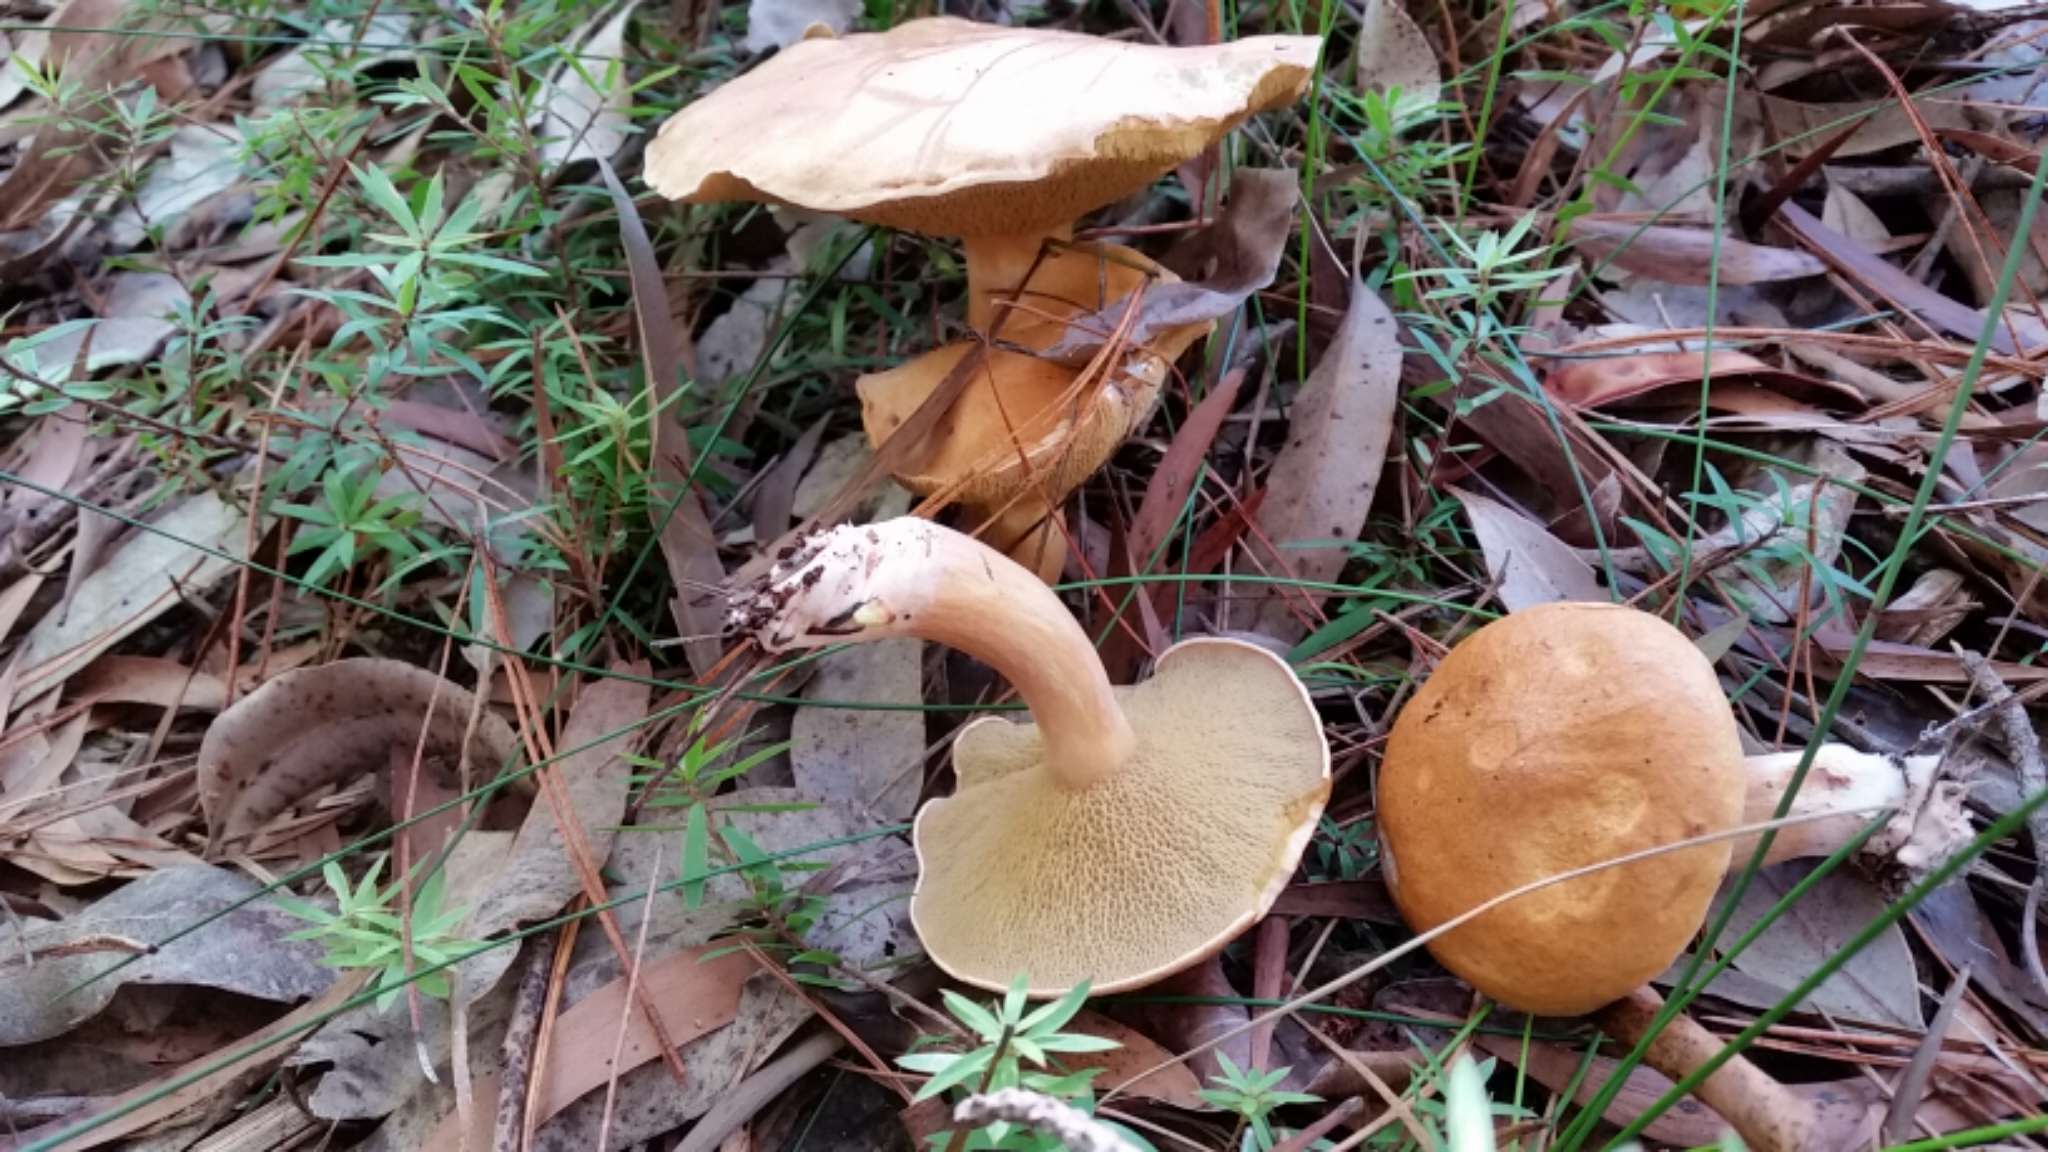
[4,0,2048,1149]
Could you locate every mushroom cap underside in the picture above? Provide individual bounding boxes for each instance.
[644,17,1320,236]
[1376,602,1748,1017]
[911,637,1330,995]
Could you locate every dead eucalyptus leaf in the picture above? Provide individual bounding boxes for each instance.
[1569,219,1827,285]
[1246,281,1402,642]
[1040,169,1297,364]
[106,124,243,249]
[1449,487,1603,611]
[32,273,190,371]
[534,3,639,168]
[1708,861,1923,1027]
[791,639,924,822]
[196,658,521,851]
[452,669,651,1005]
[1355,0,1439,105]
[0,865,334,1046]
[18,491,250,699]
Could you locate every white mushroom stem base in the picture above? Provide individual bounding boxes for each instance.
[1736,746,1972,876]
[1596,987,1816,1152]
[732,518,1134,789]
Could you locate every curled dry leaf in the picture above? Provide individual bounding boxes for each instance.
[0,864,334,1046]
[1246,280,1402,643]
[196,658,520,852]
[1449,487,1603,612]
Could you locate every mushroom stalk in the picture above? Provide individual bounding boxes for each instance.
[1735,746,1970,874]
[963,227,1074,332]
[1595,988,1816,1152]
[734,519,1135,790]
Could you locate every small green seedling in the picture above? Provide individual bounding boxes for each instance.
[1199,1053,1322,1152]
[277,855,484,1011]
[896,976,1147,1152]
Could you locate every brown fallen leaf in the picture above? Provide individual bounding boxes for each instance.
[17,491,252,700]
[1568,218,1827,285]
[196,658,521,852]
[791,639,925,822]
[1547,349,1867,411]
[1041,168,1298,364]
[452,669,652,1004]
[1247,280,1402,642]
[1064,1010,1207,1109]
[595,157,728,678]
[1449,487,1603,611]
[12,970,373,1152]
[1774,202,2018,354]
[0,864,335,1046]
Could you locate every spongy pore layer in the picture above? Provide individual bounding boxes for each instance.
[912,638,1330,995]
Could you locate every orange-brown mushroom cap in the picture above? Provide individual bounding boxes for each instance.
[643,18,1321,237]
[1376,603,1747,1017]
[913,637,1331,995]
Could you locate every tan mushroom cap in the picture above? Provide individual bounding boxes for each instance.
[857,243,1210,512]
[1376,603,1747,1017]
[643,17,1321,237]
[913,638,1331,995]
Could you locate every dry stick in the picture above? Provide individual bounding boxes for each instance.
[1955,648,2048,999]
[522,915,581,1152]
[737,939,913,1106]
[480,571,690,1088]
[671,1030,844,1152]
[491,931,558,1152]
[1299,1022,1427,1148]
[1248,916,1290,1072]
[1267,1097,1364,1152]
[1101,807,1898,1105]
[597,844,661,1152]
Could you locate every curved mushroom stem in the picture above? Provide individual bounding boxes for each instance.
[1596,987,1816,1152]
[1736,746,1972,875]
[731,518,1134,790]
[963,226,1074,332]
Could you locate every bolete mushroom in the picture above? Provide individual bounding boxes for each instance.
[1376,601,1972,1152]
[647,18,1320,578]
[733,517,1331,994]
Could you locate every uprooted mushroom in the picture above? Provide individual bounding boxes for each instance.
[732,516,1331,995]
[1375,602,1973,1152]
[647,18,1320,579]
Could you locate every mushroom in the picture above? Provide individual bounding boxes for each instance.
[1376,601,1972,1152]
[733,517,1331,994]
[647,18,1320,578]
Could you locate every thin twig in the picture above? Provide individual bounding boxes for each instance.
[1956,647,2048,1000]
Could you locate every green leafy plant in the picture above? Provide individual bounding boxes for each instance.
[896,977,1142,1152]
[277,855,484,1011]
[1199,1053,1322,1152]
[1308,815,1379,882]
[275,457,433,590]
